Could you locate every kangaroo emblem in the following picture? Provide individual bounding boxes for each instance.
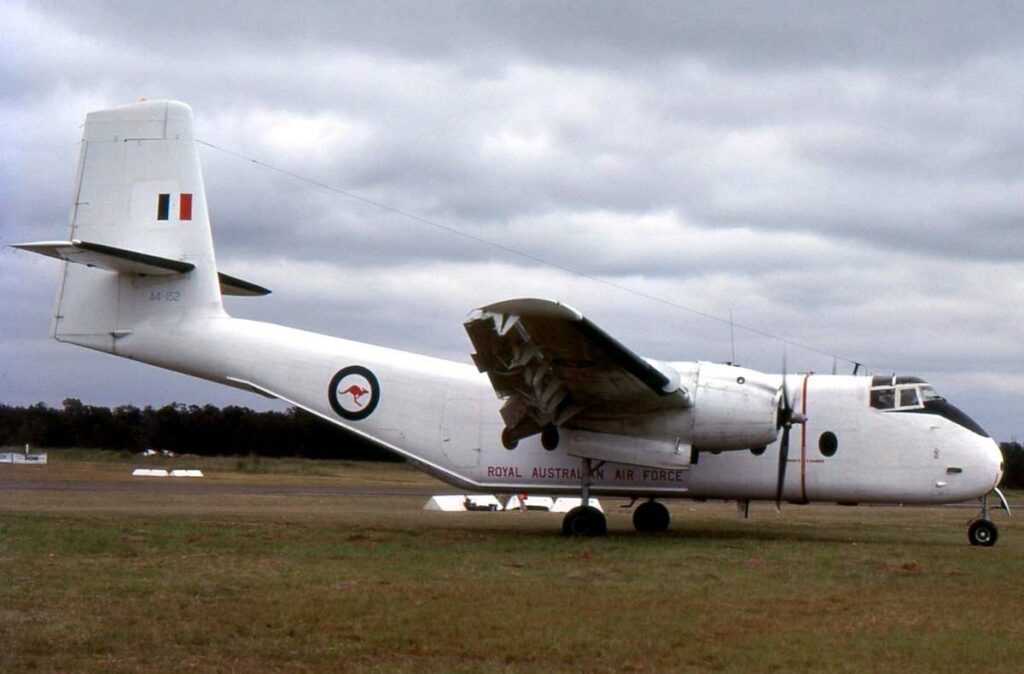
[340,384,370,407]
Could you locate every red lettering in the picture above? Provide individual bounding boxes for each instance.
[487,465,523,478]
[640,469,687,482]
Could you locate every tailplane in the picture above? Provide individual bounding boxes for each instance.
[14,100,267,353]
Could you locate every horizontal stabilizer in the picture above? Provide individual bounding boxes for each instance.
[218,272,271,296]
[13,240,193,275]
[14,240,270,297]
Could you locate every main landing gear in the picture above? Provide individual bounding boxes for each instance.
[968,488,1010,547]
[562,457,607,537]
[559,458,676,536]
[632,499,670,533]
[562,503,607,536]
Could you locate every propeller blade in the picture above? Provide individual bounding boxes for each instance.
[775,424,790,512]
[778,351,792,427]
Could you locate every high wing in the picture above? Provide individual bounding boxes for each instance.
[464,298,691,447]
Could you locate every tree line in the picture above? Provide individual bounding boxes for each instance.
[0,399,399,461]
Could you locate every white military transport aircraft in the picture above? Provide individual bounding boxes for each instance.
[15,100,1008,544]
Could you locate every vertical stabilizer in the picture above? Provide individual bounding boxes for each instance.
[54,100,224,352]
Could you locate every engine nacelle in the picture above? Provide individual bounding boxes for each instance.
[691,362,780,451]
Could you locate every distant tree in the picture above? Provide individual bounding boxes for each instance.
[0,402,398,461]
[1000,442,1024,489]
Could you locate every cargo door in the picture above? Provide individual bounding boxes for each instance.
[441,397,482,468]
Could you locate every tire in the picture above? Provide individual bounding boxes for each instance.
[632,500,670,533]
[562,505,607,537]
[501,427,518,450]
[968,519,998,547]
[541,424,560,451]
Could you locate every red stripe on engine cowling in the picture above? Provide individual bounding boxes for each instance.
[800,375,809,502]
[180,193,193,221]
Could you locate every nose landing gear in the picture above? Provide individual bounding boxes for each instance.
[968,488,1010,547]
[968,519,998,546]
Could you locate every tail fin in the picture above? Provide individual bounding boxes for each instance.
[15,100,263,354]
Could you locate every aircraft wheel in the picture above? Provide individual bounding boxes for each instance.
[562,506,607,537]
[541,424,560,450]
[632,500,670,533]
[968,519,998,547]
[501,428,518,450]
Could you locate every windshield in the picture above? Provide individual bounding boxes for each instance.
[870,384,924,411]
[868,378,988,436]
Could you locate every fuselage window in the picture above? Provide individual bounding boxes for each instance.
[819,431,838,457]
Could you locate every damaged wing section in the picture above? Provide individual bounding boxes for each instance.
[464,298,691,450]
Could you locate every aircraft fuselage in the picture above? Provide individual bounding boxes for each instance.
[102,316,1003,506]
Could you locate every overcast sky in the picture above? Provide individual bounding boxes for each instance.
[2,1,1022,440]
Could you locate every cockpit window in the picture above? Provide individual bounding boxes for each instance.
[871,384,925,411]
[870,388,895,409]
[869,377,988,436]
[899,387,919,408]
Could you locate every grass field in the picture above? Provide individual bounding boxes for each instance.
[1,450,1022,673]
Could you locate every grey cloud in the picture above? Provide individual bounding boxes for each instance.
[4,1,1024,439]
[32,1,1024,72]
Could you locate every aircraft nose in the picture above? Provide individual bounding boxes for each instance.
[951,436,1003,501]
[986,438,1005,489]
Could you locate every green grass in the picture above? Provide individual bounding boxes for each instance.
[1,454,1022,673]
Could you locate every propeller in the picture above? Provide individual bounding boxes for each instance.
[775,355,806,512]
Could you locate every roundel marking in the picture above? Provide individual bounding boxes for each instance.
[328,366,380,421]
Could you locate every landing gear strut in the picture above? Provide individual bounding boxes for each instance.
[562,457,607,537]
[632,500,670,533]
